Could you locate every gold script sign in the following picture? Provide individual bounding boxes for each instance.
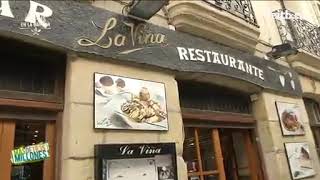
[77,17,166,54]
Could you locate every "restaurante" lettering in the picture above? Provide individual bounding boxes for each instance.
[177,47,264,80]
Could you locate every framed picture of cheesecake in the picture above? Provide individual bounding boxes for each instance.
[275,101,305,136]
[94,73,168,131]
[94,143,177,180]
[284,142,316,179]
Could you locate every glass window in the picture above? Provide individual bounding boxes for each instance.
[183,127,262,180]
[232,132,250,180]
[11,121,46,180]
[0,58,56,95]
[184,128,200,173]
[199,129,217,171]
[304,99,320,157]
[183,127,220,180]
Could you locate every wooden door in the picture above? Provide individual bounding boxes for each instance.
[243,130,263,180]
[0,120,56,180]
[219,129,263,180]
[184,127,225,180]
[184,127,264,180]
[0,120,16,180]
[43,121,56,180]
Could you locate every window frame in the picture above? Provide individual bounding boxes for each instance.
[0,109,60,180]
[304,98,320,157]
[0,61,65,103]
[304,98,320,125]
[0,38,64,180]
[184,127,224,180]
[182,109,264,180]
[0,37,66,103]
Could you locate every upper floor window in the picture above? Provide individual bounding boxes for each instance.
[273,8,320,58]
[203,0,258,26]
[178,81,251,114]
[0,37,65,103]
[304,98,320,157]
[304,98,320,125]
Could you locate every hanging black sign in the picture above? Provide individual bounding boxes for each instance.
[95,143,177,180]
[0,0,302,96]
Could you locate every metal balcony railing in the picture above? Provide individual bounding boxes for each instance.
[274,9,320,57]
[203,0,258,26]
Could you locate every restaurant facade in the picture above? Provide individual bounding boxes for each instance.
[0,1,320,180]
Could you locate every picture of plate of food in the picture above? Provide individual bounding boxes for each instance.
[94,73,168,131]
[285,142,315,179]
[95,75,127,97]
[276,102,305,136]
[299,146,312,170]
[121,87,166,122]
[107,87,167,130]
[281,109,303,132]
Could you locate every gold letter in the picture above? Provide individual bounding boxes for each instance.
[149,34,156,43]
[114,34,126,47]
[124,21,135,46]
[135,24,147,45]
[156,34,165,43]
[78,17,117,49]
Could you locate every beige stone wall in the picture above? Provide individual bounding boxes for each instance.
[60,55,187,180]
[284,1,318,25]
[92,0,170,28]
[300,75,320,101]
[252,0,320,57]
[251,1,282,47]
[253,92,320,180]
[252,1,320,179]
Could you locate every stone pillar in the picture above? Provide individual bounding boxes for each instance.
[60,55,187,180]
[252,92,320,180]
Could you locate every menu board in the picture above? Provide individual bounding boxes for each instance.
[95,143,177,180]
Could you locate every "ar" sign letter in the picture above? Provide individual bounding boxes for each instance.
[0,0,53,28]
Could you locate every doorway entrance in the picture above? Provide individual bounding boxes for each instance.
[0,109,59,180]
[178,81,264,180]
[0,37,65,180]
[183,126,263,180]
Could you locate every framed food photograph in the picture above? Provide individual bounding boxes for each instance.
[94,73,168,131]
[284,142,316,179]
[95,143,177,180]
[275,101,305,136]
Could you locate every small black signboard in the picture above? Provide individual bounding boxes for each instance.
[95,143,177,180]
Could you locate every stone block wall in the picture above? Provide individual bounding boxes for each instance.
[253,92,320,180]
[60,55,187,180]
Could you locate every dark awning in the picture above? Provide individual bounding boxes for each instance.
[0,0,302,96]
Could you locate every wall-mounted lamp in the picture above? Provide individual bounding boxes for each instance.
[266,43,298,60]
[126,0,169,21]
